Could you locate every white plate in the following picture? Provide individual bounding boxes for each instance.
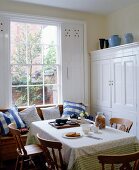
[62,133,82,139]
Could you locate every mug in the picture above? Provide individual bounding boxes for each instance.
[81,124,91,135]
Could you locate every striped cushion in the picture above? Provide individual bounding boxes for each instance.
[0,107,25,135]
[63,101,86,116]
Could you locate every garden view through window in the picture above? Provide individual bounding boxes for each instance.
[10,21,60,106]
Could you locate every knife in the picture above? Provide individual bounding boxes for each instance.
[87,136,103,140]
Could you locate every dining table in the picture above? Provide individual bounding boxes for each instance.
[27,119,139,170]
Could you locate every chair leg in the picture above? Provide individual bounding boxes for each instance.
[30,157,36,168]
[15,156,20,170]
[20,157,24,170]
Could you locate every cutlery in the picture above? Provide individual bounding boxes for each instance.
[87,136,103,140]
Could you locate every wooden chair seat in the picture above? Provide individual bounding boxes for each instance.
[98,151,139,170]
[110,117,133,133]
[8,123,45,170]
[22,144,43,155]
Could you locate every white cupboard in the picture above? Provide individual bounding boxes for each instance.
[91,42,139,137]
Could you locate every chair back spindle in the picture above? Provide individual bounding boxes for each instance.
[8,123,27,155]
[8,123,43,170]
[110,118,133,133]
[37,134,65,170]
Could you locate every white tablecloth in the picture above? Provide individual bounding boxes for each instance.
[27,120,137,170]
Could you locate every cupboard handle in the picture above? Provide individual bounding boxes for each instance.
[108,81,114,85]
[109,81,111,86]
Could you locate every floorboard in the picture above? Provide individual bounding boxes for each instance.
[0,159,16,170]
[0,158,47,170]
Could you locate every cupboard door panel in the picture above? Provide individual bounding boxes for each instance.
[101,60,111,107]
[112,56,136,111]
[91,60,111,107]
[112,58,123,109]
[137,53,139,112]
[91,61,101,106]
[123,56,136,111]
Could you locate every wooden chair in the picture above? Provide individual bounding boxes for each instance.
[8,123,44,170]
[110,118,133,133]
[98,151,139,170]
[37,133,66,170]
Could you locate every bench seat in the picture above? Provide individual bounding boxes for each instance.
[0,105,63,163]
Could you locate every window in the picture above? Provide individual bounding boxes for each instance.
[10,21,61,106]
[0,14,86,109]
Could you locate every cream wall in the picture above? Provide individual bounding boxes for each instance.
[0,0,107,52]
[107,2,139,44]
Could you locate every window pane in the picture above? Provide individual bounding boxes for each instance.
[29,86,43,105]
[11,22,26,44]
[11,22,27,64]
[45,85,58,104]
[43,44,57,84]
[27,24,42,41]
[27,43,42,64]
[27,24,42,64]
[11,43,26,64]
[11,66,27,85]
[12,87,27,106]
[41,25,57,45]
[44,66,57,84]
[43,44,56,65]
[11,21,60,107]
[28,65,43,85]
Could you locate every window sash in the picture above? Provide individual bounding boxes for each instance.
[10,18,61,107]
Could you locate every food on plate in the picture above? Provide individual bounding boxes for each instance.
[65,132,80,137]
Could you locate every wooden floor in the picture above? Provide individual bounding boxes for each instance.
[0,159,47,170]
[0,160,16,170]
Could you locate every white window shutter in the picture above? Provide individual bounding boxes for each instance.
[0,15,11,108]
[61,22,85,103]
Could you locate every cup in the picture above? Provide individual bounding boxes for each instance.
[93,126,99,133]
[81,124,91,135]
[90,125,99,133]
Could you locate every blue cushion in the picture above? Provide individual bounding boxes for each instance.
[63,101,86,116]
[0,107,25,135]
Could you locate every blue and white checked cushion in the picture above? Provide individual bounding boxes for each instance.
[0,107,25,135]
[63,101,86,116]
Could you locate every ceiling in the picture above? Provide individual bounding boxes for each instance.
[12,0,139,15]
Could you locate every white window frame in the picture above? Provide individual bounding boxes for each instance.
[0,13,62,108]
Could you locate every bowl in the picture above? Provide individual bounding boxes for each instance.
[70,118,77,124]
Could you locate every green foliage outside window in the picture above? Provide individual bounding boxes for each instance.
[11,23,57,106]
